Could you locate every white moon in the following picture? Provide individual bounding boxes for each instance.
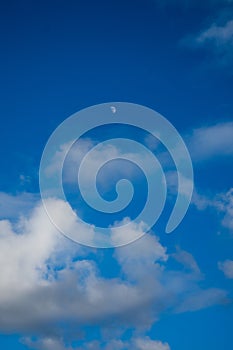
[111,106,116,114]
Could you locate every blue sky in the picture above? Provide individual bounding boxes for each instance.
[0,0,233,349]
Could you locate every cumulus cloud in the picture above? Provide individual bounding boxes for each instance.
[110,218,150,249]
[218,259,233,278]
[0,121,231,350]
[0,194,228,349]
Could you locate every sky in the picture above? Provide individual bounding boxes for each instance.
[0,0,233,349]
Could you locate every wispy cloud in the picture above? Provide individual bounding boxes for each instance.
[196,19,233,45]
[192,188,233,232]
[175,288,228,313]
[218,259,233,278]
[187,122,233,161]
[216,189,233,231]
[183,13,233,66]
[0,191,39,219]
[23,335,171,350]
[172,246,202,277]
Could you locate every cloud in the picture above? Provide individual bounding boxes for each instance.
[192,188,233,232]
[187,122,233,161]
[196,19,233,47]
[0,194,228,349]
[133,337,170,350]
[218,189,233,231]
[0,200,159,336]
[191,190,213,210]
[111,218,158,252]
[22,337,71,350]
[45,138,154,189]
[172,246,202,276]
[19,174,32,186]
[183,13,233,66]
[23,336,171,350]
[218,260,233,278]
[0,191,39,219]
[175,288,228,313]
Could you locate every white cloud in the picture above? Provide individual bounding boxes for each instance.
[0,193,228,349]
[218,260,233,278]
[46,139,133,183]
[23,337,71,350]
[114,230,168,282]
[24,336,171,350]
[76,339,126,350]
[134,337,170,350]
[175,288,228,313]
[0,200,165,334]
[191,190,212,210]
[172,246,202,276]
[192,188,233,232]
[187,122,233,161]
[44,137,160,197]
[110,218,150,248]
[166,170,194,198]
[0,191,39,219]
[218,189,233,231]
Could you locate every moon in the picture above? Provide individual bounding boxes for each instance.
[110,106,116,114]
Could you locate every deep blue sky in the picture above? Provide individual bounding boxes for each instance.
[0,1,232,350]
[1,0,232,193]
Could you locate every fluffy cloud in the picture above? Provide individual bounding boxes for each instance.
[0,121,231,350]
[0,194,228,349]
[218,260,233,279]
